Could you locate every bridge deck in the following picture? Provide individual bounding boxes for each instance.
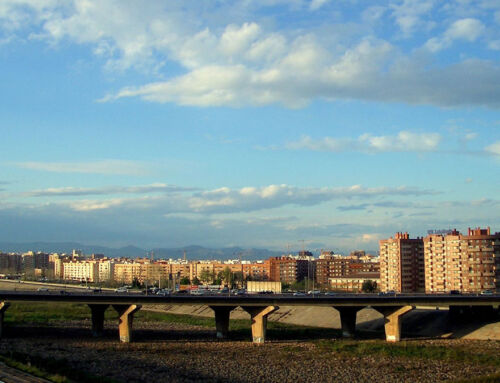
[0,291,499,307]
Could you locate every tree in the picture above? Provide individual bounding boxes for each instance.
[233,271,243,288]
[361,280,377,293]
[180,276,191,285]
[199,269,214,285]
[221,267,233,287]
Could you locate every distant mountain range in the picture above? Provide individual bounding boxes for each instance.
[0,242,283,261]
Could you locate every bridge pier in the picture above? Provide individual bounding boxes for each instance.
[241,306,278,344]
[333,306,360,338]
[372,305,413,342]
[112,304,141,343]
[209,306,236,339]
[88,304,109,337]
[0,302,10,339]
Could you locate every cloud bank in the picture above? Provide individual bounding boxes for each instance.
[0,1,499,108]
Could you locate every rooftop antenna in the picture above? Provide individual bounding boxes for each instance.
[183,250,187,262]
[150,250,154,263]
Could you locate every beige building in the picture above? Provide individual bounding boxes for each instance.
[113,262,169,285]
[379,232,425,293]
[424,227,500,293]
[63,260,99,282]
[98,260,115,282]
[329,273,380,292]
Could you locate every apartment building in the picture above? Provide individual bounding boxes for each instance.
[268,256,309,283]
[379,232,425,293]
[0,253,22,273]
[98,259,115,282]
[314,255,380,287]
[63,260,99,282]
[424,227,500,293]
[114,262,169,285]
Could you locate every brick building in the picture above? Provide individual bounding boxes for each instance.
[424,227,500,293]
[379,232,425,293]
[269,256,309,283]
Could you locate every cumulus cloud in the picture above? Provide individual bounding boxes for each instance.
[187,184,437,213]
[16,160,151,176]
[285,131,441,153]
[390,0,436,36]
[425,18,485,52]
[0,1,499,108]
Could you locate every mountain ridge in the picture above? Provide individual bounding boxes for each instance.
[0,241,283,261]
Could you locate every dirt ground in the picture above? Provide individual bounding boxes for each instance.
[1,320,499,383]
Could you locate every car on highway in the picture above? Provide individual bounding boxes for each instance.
[480,290,494,295]
[115,287,128,293]
[293,292,306,296]
[323,292,336,296]
[307,290,321,295]
[37,287,49,292]
[156,289,171,296]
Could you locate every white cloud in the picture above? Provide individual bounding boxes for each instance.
[286,131,441,153]
[16,160,150,176]
[488,40,500,50]
[425,18,485,52]
[25,183,197,197]
[309,0,330,11]
[485,141,500,156]
[1,1,500,109]
[187,184,437,213]
[390,0,436,36]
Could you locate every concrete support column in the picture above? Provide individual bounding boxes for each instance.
[241,306,279,344]
[112,304,142,343]
[209,306,236,339]
[0,302,10,339]
[88,304,109,337]
[373,305,413,342]
[333,306,360,338]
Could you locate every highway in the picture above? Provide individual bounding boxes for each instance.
[1,290,499,307]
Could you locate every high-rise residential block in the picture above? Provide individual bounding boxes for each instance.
[424,227,500,293]
[379,232,425,293]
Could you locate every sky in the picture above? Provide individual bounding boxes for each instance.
[0,0,499,253]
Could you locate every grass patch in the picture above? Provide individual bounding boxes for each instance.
[314,340,500,367]
[0,351,118,383]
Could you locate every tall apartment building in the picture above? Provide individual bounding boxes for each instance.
[0,253,22,273]
[379,232,425,293]
[98,259,115,282]
[424,227,500,293]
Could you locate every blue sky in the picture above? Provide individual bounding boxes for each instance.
[0,0,499,253]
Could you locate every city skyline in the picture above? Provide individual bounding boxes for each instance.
[1,1,499,251]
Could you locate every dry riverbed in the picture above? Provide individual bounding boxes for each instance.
[1,320,499,383]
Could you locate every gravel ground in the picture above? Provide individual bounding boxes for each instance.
[1,321,499,383]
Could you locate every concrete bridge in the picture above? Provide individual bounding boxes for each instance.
[0,291,498,344]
